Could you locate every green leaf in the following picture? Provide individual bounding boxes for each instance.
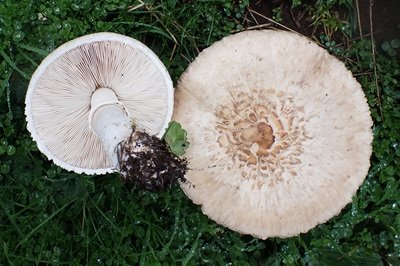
[381,42,391,51]
[388,48,397,57]
[162,121,189,156]
[167,0,177,8]
[390,39,400,49]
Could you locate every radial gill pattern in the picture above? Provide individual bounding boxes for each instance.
[215,88,307,187]
[26,33,173,174]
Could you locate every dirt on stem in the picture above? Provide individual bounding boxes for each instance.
[117,129,188,192]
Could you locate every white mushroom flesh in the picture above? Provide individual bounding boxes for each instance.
[174,30,373,239]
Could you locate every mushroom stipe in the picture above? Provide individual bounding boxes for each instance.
[117,128,188,192]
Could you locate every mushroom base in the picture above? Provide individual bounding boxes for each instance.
[117,129,188,192]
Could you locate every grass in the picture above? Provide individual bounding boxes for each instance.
[0,0,399,265]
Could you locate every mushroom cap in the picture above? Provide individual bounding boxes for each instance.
[26,32,173,174]
[174,30,373,239]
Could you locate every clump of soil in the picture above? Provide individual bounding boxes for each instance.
[117,129,188,192]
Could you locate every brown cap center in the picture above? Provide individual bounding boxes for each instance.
[214,89,306,185]
[242,122,275,154]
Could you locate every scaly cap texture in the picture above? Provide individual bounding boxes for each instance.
[174,30,373,239]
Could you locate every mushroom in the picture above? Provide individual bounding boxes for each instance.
[173,30,373,239]
[25,32,174,175]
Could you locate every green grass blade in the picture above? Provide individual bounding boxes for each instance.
[0,202,23,239]
[0,69,13,99]
[16,47,39,67]
[16,198,77,247]
[0,49,29,79]
[17,43,49,57]
[89,197,117,229]
[3,241,14,266]
[182,234,200,266]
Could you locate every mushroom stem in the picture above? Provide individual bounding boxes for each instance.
[89,87,132,167]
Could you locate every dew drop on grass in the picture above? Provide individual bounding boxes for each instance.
[53,7,61,15]
[62,22,71,30]
[107,4,117,11]
[13,21,22,30]
[43,250,51,259]
[285,255,295,264]
[3,19,12,26]
[1,164,10,174]
[351,208,359,216]
[36,181,45,191]
[53,246,61,255]
[6,145,16,155]
[71,4,80,11]
[12,31,25,42]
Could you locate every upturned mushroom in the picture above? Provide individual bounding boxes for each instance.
[26,32,186,189]
[173,30,373,239]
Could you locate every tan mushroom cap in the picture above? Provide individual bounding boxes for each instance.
[26,32,173,174]
[174,30,373,239]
